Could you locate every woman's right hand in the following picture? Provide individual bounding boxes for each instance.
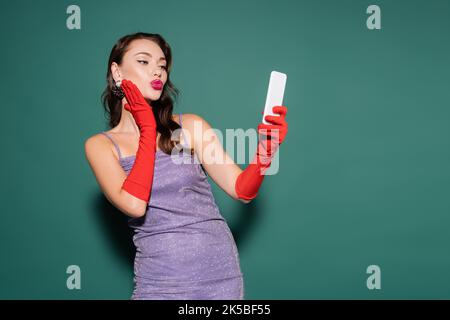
[118,79,158,204]
[256,105,288,164]
[120,79,157,132]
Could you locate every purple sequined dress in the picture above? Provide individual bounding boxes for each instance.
[101,113,244,300]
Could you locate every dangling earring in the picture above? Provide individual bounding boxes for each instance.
[112,80,125,99]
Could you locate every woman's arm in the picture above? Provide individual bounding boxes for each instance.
[181,114,251,204]
[84,134,148,218]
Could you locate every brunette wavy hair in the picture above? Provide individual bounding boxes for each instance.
[101,32,193,156]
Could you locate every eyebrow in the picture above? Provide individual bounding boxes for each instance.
[134,52,166,62]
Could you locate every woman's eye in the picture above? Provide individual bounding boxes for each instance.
[137,60,166,70]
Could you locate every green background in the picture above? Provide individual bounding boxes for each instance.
[1,0,449,299]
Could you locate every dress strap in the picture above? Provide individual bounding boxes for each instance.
[101,132,123,160]
[178,113,187,148]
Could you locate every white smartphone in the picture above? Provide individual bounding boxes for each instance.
[262,71,287,124]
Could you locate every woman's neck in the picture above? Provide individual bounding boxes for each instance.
[115,105,140,135]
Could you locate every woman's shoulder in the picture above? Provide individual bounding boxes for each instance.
[84,132,116,167]
[175,113,206,150]
[84,131,113,156]
[85,131,108,145]
[178,113,209,127]
[86,129,116,143]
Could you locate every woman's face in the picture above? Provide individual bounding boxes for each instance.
[112,39,168,102]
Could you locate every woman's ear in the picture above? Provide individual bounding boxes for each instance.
[111,62,122,83]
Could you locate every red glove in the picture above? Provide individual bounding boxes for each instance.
[120,79,157,203]
[235,106,288,200]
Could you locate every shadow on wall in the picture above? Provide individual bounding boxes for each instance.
[93,193,136,269]
[231,199,260,250]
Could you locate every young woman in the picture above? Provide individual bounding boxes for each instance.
[84,32,288,300]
